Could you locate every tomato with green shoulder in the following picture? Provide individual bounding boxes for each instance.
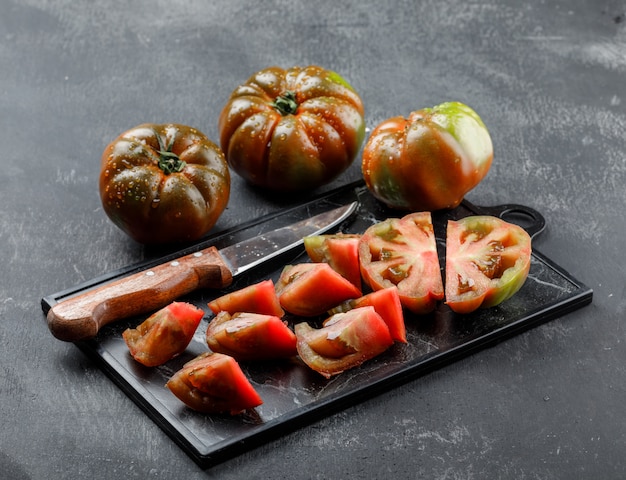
[362,101,493,211]
[445,215,532,314]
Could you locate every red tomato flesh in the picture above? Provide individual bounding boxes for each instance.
[295,306,394,378]
[359,212,444,314]
[206,311,297,361]
[304,234,362,290]
[122,301,204,367]
[166,352,263,415]
[276,263,361,316]
[329,286,406,343]
[445,216,532,313]
[207,279,284,317]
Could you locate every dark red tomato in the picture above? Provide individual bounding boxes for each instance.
[359,212,444,314]
[166,352,262,415]
[218,65,366,191]
[122,302,204,367]
[362,101,493,211]
[303,234,362,290]
[295,306,394,378]
[99,123,230,244]
[445,216,532,314]
[330,287,406,343]
[207,279,284,317]
[206,311,297,361]
[275,263,362,317]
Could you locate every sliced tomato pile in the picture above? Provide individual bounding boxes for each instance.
[124,212,532,414]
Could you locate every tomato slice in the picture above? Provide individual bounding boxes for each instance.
[303,234,362,290]
[166,352,263,415]
[206,311,297,360]
[275,263,362,317]
[122,302,204,367]
[329,286,406,343]
[295,306,394,378]
[358,212,444,314]
[207,279,284,317]
[445,215,532,314]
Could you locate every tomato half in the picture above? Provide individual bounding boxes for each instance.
[122,302,204,367]
[362,101,493,211]
[99,123,230,244]
[207,279,284,317]
[218,65,366,191]
[359,212,444,314]
[295,306,394,378]
[275,263,362,317]
[206,311,297,361]
[303,234,362,290]
[329,287,406,343]
[445,216,532,313]
[166,352,263,415]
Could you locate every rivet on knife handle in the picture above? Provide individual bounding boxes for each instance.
[47,246,232,342]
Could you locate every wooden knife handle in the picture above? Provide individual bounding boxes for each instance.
[47,246,233,342]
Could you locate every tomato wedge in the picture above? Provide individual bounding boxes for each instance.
[295,306,394,378]
[206,311,297,360]
[207,279,284,317]
[275,263,361,316]
[329,287,406,343]
[122,302,204,367]
[358,212,444,314]
[303,234,362,290]
[445,215,532,314]
[166,352,263,415]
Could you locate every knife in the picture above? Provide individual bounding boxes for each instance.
[46,201,358,342]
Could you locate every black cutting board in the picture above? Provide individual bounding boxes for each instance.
[41,181,593,468]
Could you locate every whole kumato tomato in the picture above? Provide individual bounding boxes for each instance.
[218,65,366,191]
[362,101,493,211]
[99,123,230,244]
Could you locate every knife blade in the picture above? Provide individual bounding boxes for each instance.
[46,201,358,342]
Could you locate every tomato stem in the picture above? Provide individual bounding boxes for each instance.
[272,91,299,116]
[154,129,186,174]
